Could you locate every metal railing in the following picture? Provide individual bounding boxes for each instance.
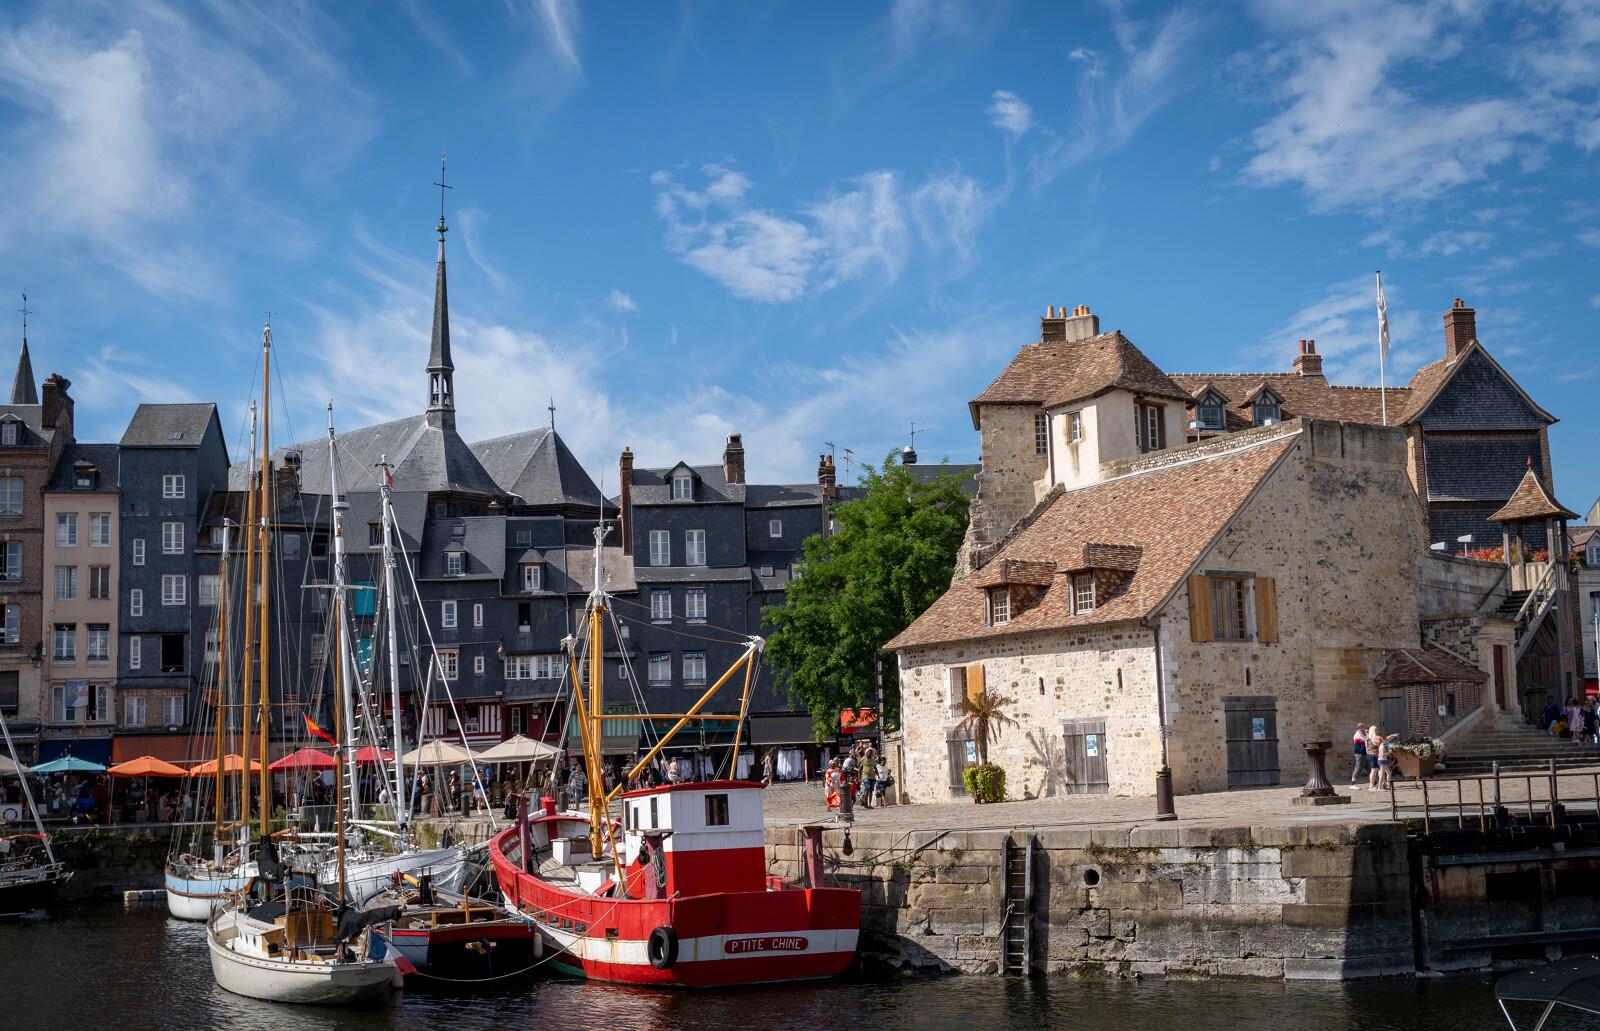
[1513,561,1563,663]
[1392,759,1600,836]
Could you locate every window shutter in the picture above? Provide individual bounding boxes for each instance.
[1255,577,1279,644]
[966,663,986,703]
[1188,575,1213,642]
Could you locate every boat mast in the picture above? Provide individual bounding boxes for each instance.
[0,690,51,863]
[583,526,608,858]
[328,402,349,901]
[239,402,259,843]
[256,323,273,840]
[327,403,359,832]
[377,457,406,829]
[213,518,231,836]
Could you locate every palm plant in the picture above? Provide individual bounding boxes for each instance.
[955,689,1017,766]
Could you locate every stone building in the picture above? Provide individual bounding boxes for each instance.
[1571,519,1598,694]
[890,419,1426,798]
[39,443,119,762]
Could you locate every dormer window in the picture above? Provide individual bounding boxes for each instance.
[672,473,694,500]
[1073,574,1095,614]
[1,422,18,447]
[1197,392,1225,430]
[74,464,96,489]
[988,587,1011,626]
[445,552,464,576]
[522,563,542,592]
[1253,392,1281,426]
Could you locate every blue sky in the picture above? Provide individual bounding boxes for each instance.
[0,0,1596,512]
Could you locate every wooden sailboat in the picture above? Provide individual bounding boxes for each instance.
[0,697,71,916]
[488,526,859,987]
[207,375,400,1005]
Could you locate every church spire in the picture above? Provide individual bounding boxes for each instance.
[12,293,36,406]
[426,152,455,429]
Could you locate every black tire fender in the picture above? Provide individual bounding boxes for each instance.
[647,925,678,969]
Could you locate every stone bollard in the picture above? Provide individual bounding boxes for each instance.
[1292,740,1351,806]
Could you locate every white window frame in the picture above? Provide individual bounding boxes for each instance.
[522,563,542,592]
[768,518,782,538]
[197,574,221,606]
[92,684,110,723]
[1034,412,1049,455]
[124,695,146,727]
[473,654,485,675]
[672,473,693,500]
[648,652,672,685]
[0,423,15,447]
[445,552,463,576]
[438,649,459,681]
[1,541,18,581]
[129,588,143,617]
[685,588,707,622]
[1069,411,1083,443]
[163,695,184,727]
[682,650,707,685]
[988,587,1010,626]
[441,600,457,629]
[132,538,145,566]
[506,655,534,680]
[86,624,109,662]
[53,624,75,661]
[162,474,185,499]
[57,513,78,547]
[1,604,17,644]
[1073,573,1095,614]
[54,565,77,601]
[89,513,111,547]
[160,574,186,607]
[472,603,484,628]
[161,521,184,554]
[649,529,670,567]
[0,477,20,515]
[129,635,142,670]
[650,589,671,622]
[89,564,110,600]
[686,528,707,567]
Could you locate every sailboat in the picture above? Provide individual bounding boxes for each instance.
[488,525,860,987]
[206,368,401,1006]
[313,421,470,903]
[0,699,71,916]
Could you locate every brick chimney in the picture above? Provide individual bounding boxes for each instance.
[41,373,73,434]
[1444,298,1476,360]
[1292,338,1324,378]
[817,453,837,501]
[618,447,634,553]
[1040,304,1100,344]
[722,432,745,485]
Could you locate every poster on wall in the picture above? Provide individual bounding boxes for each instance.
[1251,716,1266,741]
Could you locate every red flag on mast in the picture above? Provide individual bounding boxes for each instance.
[304,713,337,747]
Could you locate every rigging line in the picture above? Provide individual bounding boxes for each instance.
[606,592,756,643]
[609,607,754,647]
[603,606,658,753]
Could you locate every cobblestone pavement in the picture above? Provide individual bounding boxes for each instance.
[758,762,1600,835]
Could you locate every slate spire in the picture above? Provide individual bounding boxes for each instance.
[11,293,36,405]
[426,152,455,429]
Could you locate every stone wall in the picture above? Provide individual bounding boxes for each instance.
[767,820,1414,980]
[962,404,1048,572]
[1417,552,1506,617]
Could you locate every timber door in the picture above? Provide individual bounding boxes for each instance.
[1378,692,1407,739]
[1494,644,1508,710]
[1060,719,1109,794]
[1223,696,1280,787]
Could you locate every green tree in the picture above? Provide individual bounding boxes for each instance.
[954,689,1016,765]
[763,452,970,739]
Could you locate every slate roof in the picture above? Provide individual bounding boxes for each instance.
[120,403,219,447]
[46,443,119,491]
[631,464,745,504]
[239,413,504,498]
[417,516,506,580]
[1397,342,1555,428]
[567,545,636,593]
[1488,464,1579,523]
[634,566,752,585]
[971,331,1192,425]
[889,434,1298,650]
[343,490,428,552]
[1169,373,1404,427]
[1375,643,1489,686]
[903,463,980,496]
[744,483,827,509]
[10,339,36,405]
[469,427,603,510]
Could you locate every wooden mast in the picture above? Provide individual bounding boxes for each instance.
[212,518,231,833]
[256,324,273,839]
[238,403,258,837]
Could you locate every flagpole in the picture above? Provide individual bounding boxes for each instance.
[1376,270,1389,426]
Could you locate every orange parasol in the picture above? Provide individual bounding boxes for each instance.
[188,753,263,777]
[108,755,189,778]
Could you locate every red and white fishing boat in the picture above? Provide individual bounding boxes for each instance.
[488,527,859,987]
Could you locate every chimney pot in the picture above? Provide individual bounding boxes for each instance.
[1292,338,1324,378]
[1454,298,1464,308]
[1443,298,1476,360]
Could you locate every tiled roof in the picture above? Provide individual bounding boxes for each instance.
[120,403,219,447]
[470,427,603,510]
[1169,373,1406,427]
[1488,464,1579,523]
[972,331,1193,418]
[1375,643,1489,686]
[889,433,1298,649]
[969,558,1056,589]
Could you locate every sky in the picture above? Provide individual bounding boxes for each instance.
[0,0,1595,512]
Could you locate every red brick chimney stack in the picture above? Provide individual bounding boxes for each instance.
[1443,298,1476,360]
[618,446,634,552]
[817,452,837,501]
[41,373,72,433]
[1292,338,1324,379]
[721,432,745,486]
[1040,303,1100,344]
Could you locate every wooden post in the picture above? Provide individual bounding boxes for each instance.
[1421,779,1431,836]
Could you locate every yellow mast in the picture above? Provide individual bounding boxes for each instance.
[213,519,231,832]
[257,326,273,839]
[238,404,259,835]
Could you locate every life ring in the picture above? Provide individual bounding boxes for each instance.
[647,926,678,969]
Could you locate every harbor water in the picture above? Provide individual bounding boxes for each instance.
[0,904,1588,1029]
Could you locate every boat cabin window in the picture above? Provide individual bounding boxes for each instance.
[705,793,730,827]
[649,797,658,829]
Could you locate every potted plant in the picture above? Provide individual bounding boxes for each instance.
[1391,737,1445,779]
[954,688,1016,803]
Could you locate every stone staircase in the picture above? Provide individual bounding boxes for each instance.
[1439,713,1600,778]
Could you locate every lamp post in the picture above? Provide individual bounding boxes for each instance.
[1148,618,1176,821]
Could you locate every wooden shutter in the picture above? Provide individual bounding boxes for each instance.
[1255,577,1279,644]
[966,663,986,703]
[1188,575,1213,642]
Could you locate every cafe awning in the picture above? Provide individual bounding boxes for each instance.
[36,737,112,766]
[108,756,189,778]
[112,734,201,765]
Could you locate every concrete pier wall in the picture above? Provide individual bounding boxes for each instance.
[767,821,1415,980]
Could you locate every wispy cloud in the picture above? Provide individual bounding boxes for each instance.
[1237,275,1428,386]
[606,288,637,313]
[986,89,1033,135]
[398,0,473,73]
[888,0,988,57]
[455,208,509,291]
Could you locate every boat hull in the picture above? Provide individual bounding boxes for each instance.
[489,826,859,988]
[0,865,69,917]
[326,847,468,903]
[165,865,255,921]
[375,919,540,981]
[208,918,399,1005]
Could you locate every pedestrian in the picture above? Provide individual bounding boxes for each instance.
[860,748,879,809]
[1366,726,1383,791]
[1350,723,1370,786]
[1567,697,1584,744]
[761,750,774,787]
[1585,703,1599,747]
[1543,695,1563,735]
[1371,726,1399,791]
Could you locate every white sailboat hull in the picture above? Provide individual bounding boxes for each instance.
[324,846,467,902]
[207,911,399,1005]
[165,863,256,921]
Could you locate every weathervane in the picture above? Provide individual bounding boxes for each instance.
[909,421,921,450]
[17,293,30,339]
[434,149,452,237]
[548,397,557,431]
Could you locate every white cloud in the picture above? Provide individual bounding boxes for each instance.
[1580,228,1600,247]
[986,89,1033,135]
[888,0,985,56]
[606,289,637,313]
[1238,275,1429,387]
[455,208,509,291]
[1241,0,1600,213]
[911,173,999,262]
[1415,229,1494,257]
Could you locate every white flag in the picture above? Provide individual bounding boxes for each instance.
[1375,271,1390,359]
